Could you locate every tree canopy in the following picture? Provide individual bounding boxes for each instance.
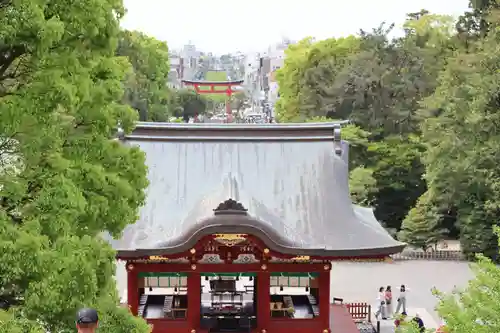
[117,30,171,122]
[276,2,500,259]
[1,0,149,331]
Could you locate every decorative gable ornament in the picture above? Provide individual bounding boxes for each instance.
[213,198,248,215]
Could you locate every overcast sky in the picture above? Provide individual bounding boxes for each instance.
[121,0,470,54]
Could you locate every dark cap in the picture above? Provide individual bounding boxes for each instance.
[76,308,98,324]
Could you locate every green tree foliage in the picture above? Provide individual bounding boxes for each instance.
[274,6,500,258]
[275,36,360,122]
[418,6,500,259]
[116,30,171,122]
[399,190,445,251]
[0,309,44,333]
[368,137,427,231]
[349,166,377,206]
[276,13,453,234]
[0,0,149,331]
[170,89,208,121]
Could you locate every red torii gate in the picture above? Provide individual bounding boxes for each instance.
[182,79,243,122]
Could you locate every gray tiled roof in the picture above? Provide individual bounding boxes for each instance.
[112,122,404,257]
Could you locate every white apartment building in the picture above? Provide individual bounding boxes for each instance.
[244,52,262,106]
[266,40,292,105]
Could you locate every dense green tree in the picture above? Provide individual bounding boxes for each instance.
[349,166,378,206]
[171,89,208,121]
[399,190,446,250]
[416,6,500,259]
[116,30,171,122]
[368,136,427,231]
[276,11,456,236]
[275,36,361,122]
[0,309,44,333]
[0,0,149,332]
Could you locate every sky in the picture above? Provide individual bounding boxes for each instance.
[121,0,470,54]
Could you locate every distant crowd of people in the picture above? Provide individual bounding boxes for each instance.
[374,285,425,332]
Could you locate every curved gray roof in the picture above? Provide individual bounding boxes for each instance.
[113,122,405,258]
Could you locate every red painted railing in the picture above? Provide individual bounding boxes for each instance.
[345,302,371,322]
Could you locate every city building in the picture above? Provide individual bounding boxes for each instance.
[167,53,184,89]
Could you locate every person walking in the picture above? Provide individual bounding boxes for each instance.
[374,287,387,320]
[395,284,408,315]
[76,308,99,333]
[385,286,393,318]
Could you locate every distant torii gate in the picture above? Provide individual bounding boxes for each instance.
[182,79,243,122]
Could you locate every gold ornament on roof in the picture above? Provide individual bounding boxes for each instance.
[291,255,310,261]
[149,256,168,261]
[213,234,248,247]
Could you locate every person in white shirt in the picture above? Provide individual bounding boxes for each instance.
[374,286,387,320]
[395,284,408,315]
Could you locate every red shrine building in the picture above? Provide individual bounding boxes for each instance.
[113,122,405,333]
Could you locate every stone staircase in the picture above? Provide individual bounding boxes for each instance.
[283,296,294,318]
[163,295,174,318]
[138,294,148,317]
[307,295,320,317]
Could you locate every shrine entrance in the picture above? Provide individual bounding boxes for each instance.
[182,79,244,123]
[200,273,256,333]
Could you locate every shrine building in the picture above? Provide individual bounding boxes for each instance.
[112,122,405,333]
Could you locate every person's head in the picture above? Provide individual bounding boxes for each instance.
[386,286,391,292]
[401,284,406,292]
[76,308,98,333]
[379,286,384,292]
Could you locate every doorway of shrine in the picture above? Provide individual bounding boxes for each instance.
[200,273,256,333]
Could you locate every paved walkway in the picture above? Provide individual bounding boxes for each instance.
[330,260,472,322]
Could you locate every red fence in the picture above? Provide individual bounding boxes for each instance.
[346,302,371,322]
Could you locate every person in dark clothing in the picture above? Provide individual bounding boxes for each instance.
[412,314,425,333]
[76,308,99,333]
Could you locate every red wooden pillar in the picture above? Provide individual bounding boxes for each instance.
[256,271,270,331]
[225,88,233,122]
[187,272,201,329]
[126,262,139,316]
[319,269,331,332]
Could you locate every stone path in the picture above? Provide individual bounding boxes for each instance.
[330,260,473,322]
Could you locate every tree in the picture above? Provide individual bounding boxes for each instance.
[231,92,247,113]
[171,89,208,121]
[275,36,361,122]
[0,0,149,332]
[417,5,500,259]
[0,309,44,333]
[399,190,446,250]
[116,30,171,122]
[349,166,378,206]
[368,136,427,231]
